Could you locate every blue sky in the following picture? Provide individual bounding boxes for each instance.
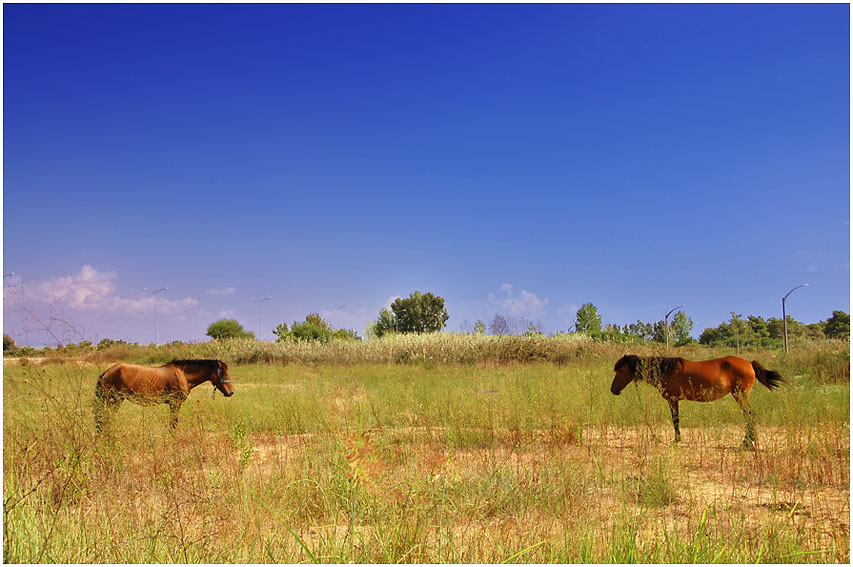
[3,3,849,346]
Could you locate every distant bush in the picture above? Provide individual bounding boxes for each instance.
[580,327,645,345]
[274,313,360,343]
[207,319,255,340]
[97,338,129,350]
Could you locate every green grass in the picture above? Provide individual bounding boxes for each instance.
[3,343,849,563]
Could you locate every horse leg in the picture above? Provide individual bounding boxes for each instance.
[733,390,756,450]
[94,384,120,436]
[667,398,681,443]
[168,396,185,429]
[95,398,120,436]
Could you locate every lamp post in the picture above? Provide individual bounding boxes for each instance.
[782,284,808,354]
[251,297,271,340]
[143,287,168,346]
[664,304,685,349]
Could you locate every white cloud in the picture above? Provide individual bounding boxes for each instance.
[491,283,549,316]
[27,265,199,316]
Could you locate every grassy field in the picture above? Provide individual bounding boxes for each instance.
[3,339,849,562]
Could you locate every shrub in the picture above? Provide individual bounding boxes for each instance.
[207,319,255,340]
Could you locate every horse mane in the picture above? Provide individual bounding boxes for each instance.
[166,359,221,368]
[652,356,685,377]
[615,355,684,383]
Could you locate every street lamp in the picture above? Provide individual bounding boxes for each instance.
[251,297,271,340]
[143,287,168,346]
[664,304,685,349]
[782,284,808,354]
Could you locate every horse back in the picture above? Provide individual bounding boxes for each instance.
[99,363,184,396]
[670,356,756,401]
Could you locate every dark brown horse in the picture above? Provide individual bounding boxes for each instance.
[95,359,234,432]
[610,355,783,448]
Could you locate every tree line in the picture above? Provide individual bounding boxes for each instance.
[4,289,847,349]
[197,292,848,346]
[697,310,849,347]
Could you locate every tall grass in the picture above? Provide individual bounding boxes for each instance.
[3,341,849,562]
[20,334,848,386]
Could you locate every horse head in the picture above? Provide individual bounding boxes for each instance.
[212,360,235,397]
[611,354,639,395]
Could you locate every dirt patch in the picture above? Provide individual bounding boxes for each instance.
[235,423,847,561]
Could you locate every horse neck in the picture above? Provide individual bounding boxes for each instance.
[638,357,664,386]
[173,363,215,387]
[638,356,681,387]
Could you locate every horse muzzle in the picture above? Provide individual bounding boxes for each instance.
[610,385,622,395]
[216,383,234,397]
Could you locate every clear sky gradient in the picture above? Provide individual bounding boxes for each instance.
[3,3,850,346]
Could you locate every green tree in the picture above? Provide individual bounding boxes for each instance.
[474,320,486,335]
[273,322,290,341]
[767,316,803,340]
[330,328,360,341]
[207,319,254,340]
[275,313,354,343]
[804,323,826,340]
[824,310,850,339]
[671,311,694,346]
[575,303,602,333]
[372,308,397,338]
[747,315,769,346]
[288,321,329,342]
[622,320,653,341]
[305,313,332,332]
[391,291,449,334]
[699,320,730,345]
[3,334,17,353]
[650,320,668,343]
[96,338,129,350]
[729,313,748,350]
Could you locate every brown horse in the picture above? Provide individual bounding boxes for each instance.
[95,359,234,432]
[610,355,783,448]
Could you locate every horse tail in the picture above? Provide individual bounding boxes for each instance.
[752,361,784,390]
[94,372,105,401]
[94,370,110,433]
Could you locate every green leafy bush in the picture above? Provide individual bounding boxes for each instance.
[206,319,255,340]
